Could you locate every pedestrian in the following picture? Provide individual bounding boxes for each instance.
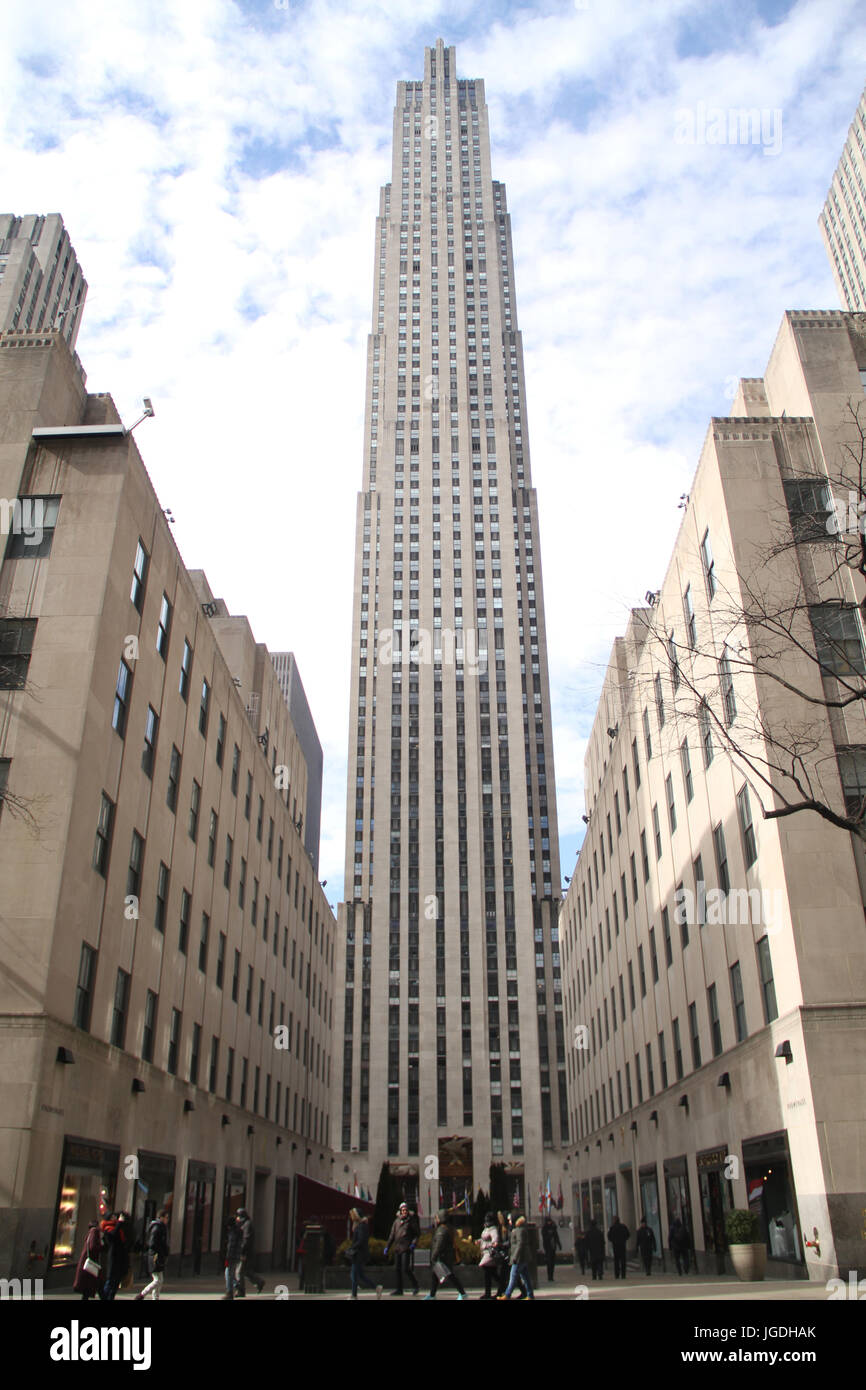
[608,1216,630,1279]
[135,1208,169,1301]
[347,1208,382,1300]
[72,1220,102,1300]
[101,1211,130,1300]
[478,1212,500,1299]
[424,1210,467,1300]
[384,1200,420,1296]
[495,1211,511,1296]
[541,1215,561,1282]
[498,1215,534,1300]
[586,1218,605,1280]
[669,1217,690,1276]
[222,1213,243,1300]
[635,1216,656,1276]
[574,1224,588,1275]
[235,1207,266,1295]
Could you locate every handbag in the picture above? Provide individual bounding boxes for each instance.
[83,1257,100,1278]
[432,1260,450,1283]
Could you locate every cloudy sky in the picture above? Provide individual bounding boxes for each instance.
[3,0,865,904]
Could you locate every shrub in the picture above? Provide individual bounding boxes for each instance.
[725,1209,761,1245]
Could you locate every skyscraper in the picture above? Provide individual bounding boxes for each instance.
[334,40,565,1206]
[819,85,866,311]
[0,214,87,348]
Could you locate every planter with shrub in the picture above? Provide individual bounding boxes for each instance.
[724,1209,767,1281]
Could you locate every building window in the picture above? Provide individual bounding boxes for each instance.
[680,737,693,802]
[756,936,778,1023]
[699,701,713,768]
[662,905,672,967]
[127,829,144,898]
[167,1008,181,1075]
[199,679,210,736]
[654,671,665,728]
[208,1036,219,1093]
[708,983,722,1056]
[652,802,662,859]
[178,888,191,955]
[224,835,233,889]
[783,477,833,542]
[112,659,133,737]
[688,1002,701,1069]
[673,1017,684,1078]
[207,809,217,867]
[730,961,747,1042]
[130,540,149,612]
[232,948,240,1002]
[226,1047,235,1103]
[659,1031,668,1088]
[836,746,866,820]
[649,927,659,983]
[141,706,158,777]
[640,830,650,883]
[736,784,757,868]
[157,594,172,659]
[93,792,114,876]
[683,584,697,648]
[199,913,210,972]
[719,647,737,725]
[712,823,730,894]
[190,1023,201,1085]
[111,968,130,1048]
[188,780,200,841]
[245,773,252,820]
[155,862,169,933]
[700,529,717,600]
[809,603,866,677]
[217,932,226,989]
[179,639,193,701]
[142,989,157,1063]
[4,495,61,559]
[74,942,97,1031]
[231,744,240,796]
[632,737,641,787]
[166,745,181,812]
[257,796,264,842]
[0,617,37,689]
[216,714,226,767]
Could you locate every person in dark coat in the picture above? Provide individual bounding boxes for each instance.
[222,1214,243,1300]
[234,1207,265,1295]
[135,1208,169,1300]
[541,1216,561,1282]
[424,1210,467,1299]
[101,1211,130,1300]
[498,1216,535,1300]
[608,1217,630,1279]
[574,1225,588,1274]
[348,1208,382,1299]
[669,1217,690,1275]
[585,1219,605,1280]
[72,1220,102,1300]
[384,1201,420,1295]
[635,1217,656,1276]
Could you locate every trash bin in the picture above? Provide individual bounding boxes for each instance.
[302,1223,324,1293]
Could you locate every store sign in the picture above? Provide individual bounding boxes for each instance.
[697,1149,727,1169]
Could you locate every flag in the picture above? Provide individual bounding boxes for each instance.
[545,1174,552,1216]
[512,1185,520,1209]
[353,1173,360,1199]
[557,1181,563,1211]
[538,1183,544,1215]
[465,1189,472,1216]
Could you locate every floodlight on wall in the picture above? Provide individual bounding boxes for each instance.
[679,1095,689,1114]
[56,1046,75,1065]
[292,1142,298,1153]
[581,814,591,825]
[717,1072,731,1090]
[678,493,690,509]
[607,725,619,740]
[247,1125,255,1138]
[775,1040,793,1064]
[131,1079,145,1094]
[183,1100,195,1114]
[595,1139,602,1150]
[221,1115,230,1128]
[630,1121,638,1133]
[276,1137,282,1148]
[644,591,660,608]
[649,1110,659,1127]
[128,398,155,433]
[584,1146,589,1154]
[608,1133,614,1145]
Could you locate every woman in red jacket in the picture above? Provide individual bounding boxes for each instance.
[72,1220,103,1300]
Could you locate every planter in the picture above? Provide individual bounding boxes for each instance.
[728,1243,767,1281]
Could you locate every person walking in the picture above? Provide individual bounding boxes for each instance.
[101,1211,130,1300]
[347,1208,382,1300]
[478,1212,500,1299]
[635,1217,656,1276]
[608,1216,630,1279]
[574,1224,588,1275]
[235,1207,266,1295]
[72,1220,102,1300]
[495,1212,511,1297]
[669,1217,690,1276]
[222,1213,243,1300]
[586,1219,605,1280]
[135,1209,169,1301]
[541,1215,561,1282]
[424,1210,467,1300]
[498,1215,535,1300]
[384,1200,420,1296]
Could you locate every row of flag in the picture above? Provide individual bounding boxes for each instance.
[334,1173,566,1216]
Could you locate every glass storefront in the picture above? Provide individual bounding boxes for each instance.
[131,1151,176,1278]
[222,1166,247,1242]
[664,1156,695,1257]
[639,1165,662,1260]
[603,1176,618,1228]
[580,1182,591,1230]
[590,1177,603,1223]
[52,1138,119,1268]
[743,1133,802,1263]
[181,1161,215,1276]
[697,1147,734,1272]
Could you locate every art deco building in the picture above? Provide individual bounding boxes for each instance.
[0,326,335,1282]
[0,215,86,349]
[820,86,866,311]
[561,311,866,1281]
[333,40,566,1207]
